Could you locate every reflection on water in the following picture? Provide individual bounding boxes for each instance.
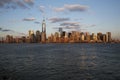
[0,43,120,80]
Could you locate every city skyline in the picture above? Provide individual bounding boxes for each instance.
[0,0,120,40]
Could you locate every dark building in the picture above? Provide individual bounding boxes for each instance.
[21,36,26,43]
[61,31,66,38]
[97,32,103,41]
[106,32,111,42]
[36,30,41,43]
[6,35,14,43]
[31,34,36,43]
[68,32,72,38]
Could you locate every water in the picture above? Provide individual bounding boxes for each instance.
[0,43,120,80]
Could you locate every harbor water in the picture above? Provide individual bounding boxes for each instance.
[0,43,120,80]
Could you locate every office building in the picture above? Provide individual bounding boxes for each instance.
[36,30,41,43]
[106,32,111,43]
[41,19,46,43]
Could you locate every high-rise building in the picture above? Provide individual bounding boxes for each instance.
[91,33,97,41]
[97,32,103,41]
[36,30,41,43]
[81,33,85,41]
[103,34,106,42]
[62,31,66,37]
[41,19,46,43]
[106,32,111,43]
[108,32,111,42]
[29,30,34,38]
[6,35,14,43]
[42,19,46,33]
[68,32,72,38]
[59,27,63,37]
[28,30,36,43]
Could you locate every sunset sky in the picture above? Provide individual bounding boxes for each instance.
[0,0,120,39]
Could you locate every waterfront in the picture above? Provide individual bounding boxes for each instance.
[0,43,120,80]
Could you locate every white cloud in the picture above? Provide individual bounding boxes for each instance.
[39,6,45,13]
[64,4,88,11]
[53,7,65,12]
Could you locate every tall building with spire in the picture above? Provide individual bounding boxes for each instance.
[42,19,46,33]
[41,19,46,43]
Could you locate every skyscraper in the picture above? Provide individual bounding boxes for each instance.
[36,30,41,43]
[42,19,46,33]
[59,27,63,38]
[41,19,46,43]
[106,32,111,43]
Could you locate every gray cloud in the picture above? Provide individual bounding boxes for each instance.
[0,0,12,7]
[2,29,13,32]
[0,27,26,35]
[54,4,89,12]
[34,21,40,24]
[59,22,81,30]
[16,1,28,9]
[84,24,96,28]
[64,26,80,29]
[49,17,70,23]
[53,22,96,31]
[0,0,34,9]
[23,0,34,6]
[23,17,35,21]
[0,27,14,32]
[60,22,80,27]
[90,24,96,27]
[15,32,26,35]
[65,4,88,12]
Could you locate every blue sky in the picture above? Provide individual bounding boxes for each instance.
[0,0,120,39]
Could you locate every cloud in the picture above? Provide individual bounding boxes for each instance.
[59,22,81,30]
[54,4,89,12]
[84,24,96,28]
[0,28,14,32]
[0,27,26,35]
[53,7,65,12]
[60,22,80,27]
[64,26,80,29]
[23,17,35,21]
[0,0,12,8]
[0,0,34,9]
[53,22,93,31]
[15,32,26,35]
[65,4,88,12]
[39,6,45,13]
[23,0,34,6]
[34,21,40,24]
[2,29,14,32]
[90,24,96,27]
[49,17,70,23]
[16,1,28,9]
